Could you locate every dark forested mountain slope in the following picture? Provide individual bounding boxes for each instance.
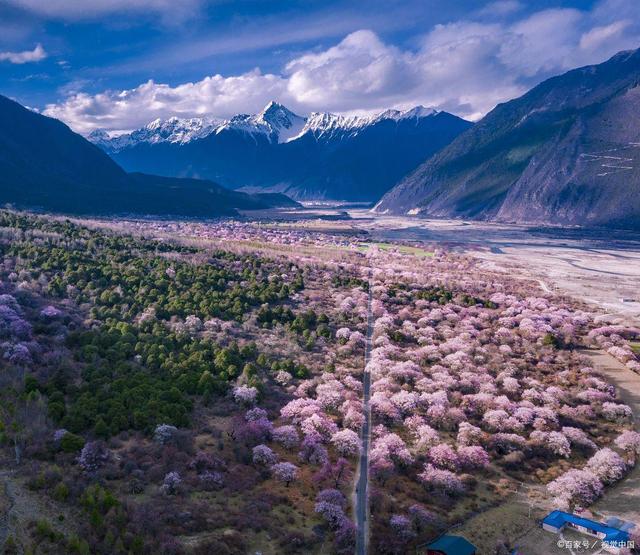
[0,94,292,217]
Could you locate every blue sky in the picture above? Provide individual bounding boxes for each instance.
[1,0,639,134]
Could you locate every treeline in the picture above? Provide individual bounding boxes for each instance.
[0,211,309,438]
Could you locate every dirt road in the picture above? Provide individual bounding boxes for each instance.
[354,284,374,555]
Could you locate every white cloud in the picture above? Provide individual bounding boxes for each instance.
[3,0,202,21]
[415,21,523,119]
[0,43,46,64]
[580,20,632,51]
[285,30,416,110]
[498,9,584,76]
[43,0,640,134]
[44,70,290,134]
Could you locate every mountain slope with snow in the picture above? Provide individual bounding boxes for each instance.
[89,116,222,151]
[91,103,471,201]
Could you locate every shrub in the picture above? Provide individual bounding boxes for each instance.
[59,433,85,453]
[252,445,277,466]
[52,482,70,502]
[161,471,182,495]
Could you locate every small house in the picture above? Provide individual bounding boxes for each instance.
[542,510,633,554]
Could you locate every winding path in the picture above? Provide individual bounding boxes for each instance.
[537,280,552,293]
[354,283,374,555]
[0,471,16,550]
[584,349,640,525]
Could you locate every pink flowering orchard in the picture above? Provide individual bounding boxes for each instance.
[2,13,640,554]
[2,210,638,555]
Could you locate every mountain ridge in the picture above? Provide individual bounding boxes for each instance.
[90,103,442,151]
[90,102,471,201]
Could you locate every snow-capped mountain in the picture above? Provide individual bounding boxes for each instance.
[93,103,440,151]
[0,94,297,218]
[91,101,305,151]
[90,101,471,201]
[215,101,307,144]
[301,106,438,141]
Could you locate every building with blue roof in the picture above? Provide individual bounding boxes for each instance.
[542,510,634,554]
[421,534,477,555]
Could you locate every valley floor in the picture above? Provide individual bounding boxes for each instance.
[348,213,640,326]
[248,207,640,327]
[1,208,640,555]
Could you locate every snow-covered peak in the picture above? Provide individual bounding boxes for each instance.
[404,105,437,119]
[256,101,306,143]
[146,118,163,130]
[215,101,306,143]
[87,128,110,144]
[88,128,136,151]
[376,105,437,122]
[299,105,439,140]
[139,116,222,144]
[301,112,373,139]
[257,101,295,125]
[91,116,222,152]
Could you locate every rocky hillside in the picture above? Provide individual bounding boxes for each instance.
[375,48,640,230]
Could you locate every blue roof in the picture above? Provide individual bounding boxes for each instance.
[542,510,630,543]
[426,534,476,555]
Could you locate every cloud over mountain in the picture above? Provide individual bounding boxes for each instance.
[44,70,289,135]
[43,0,640,134]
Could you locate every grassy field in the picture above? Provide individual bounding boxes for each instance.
[359,241,434,257]
[452,496,544,554]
